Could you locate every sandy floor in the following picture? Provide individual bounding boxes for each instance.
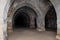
[8,28,56,40]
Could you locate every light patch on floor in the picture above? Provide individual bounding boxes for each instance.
[8,28,56,40]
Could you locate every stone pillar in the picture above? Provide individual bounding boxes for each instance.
[0,21,4,40]
[7,18,13,33]
[0,0,11,40]
[37,16,45,31]
[56,6,60,40]
[30,17,35,28]
[0,0,7,40]
[50,0,60,40]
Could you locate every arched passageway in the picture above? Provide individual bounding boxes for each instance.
[13,11,30,29]
[45,6,57,32]
[12,6,37,30]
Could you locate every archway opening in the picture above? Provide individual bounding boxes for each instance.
[12,6,37,30]
[13,11,30,29]
[45,6,57,32]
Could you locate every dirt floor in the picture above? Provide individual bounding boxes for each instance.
[8,28,56,40]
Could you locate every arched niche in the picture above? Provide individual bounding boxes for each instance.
[45,5,57,32]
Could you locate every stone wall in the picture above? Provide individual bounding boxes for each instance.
[0,0,60,40]
[0,0,13,40]
[0,0,10,40]
[7,0,50,32]
[50,0,60,40]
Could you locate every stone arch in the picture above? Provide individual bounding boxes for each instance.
[7,2,42,32]
[12,6,37,30]
[12,8,30,29]
[49,0,60,39]
[45,5,57,31]
[2,0,59,40]
[44,0,57,33]
[49,0,58,28]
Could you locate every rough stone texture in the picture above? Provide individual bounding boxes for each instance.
[7,0,50,33]
[0,0,13,40]
[1,0,60,40]
[50,0,60,39]
[0,0,9,40]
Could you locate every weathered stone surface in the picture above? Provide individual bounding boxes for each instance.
[7,0,50,33]
[50,0,60,39]
[1,0,60,40]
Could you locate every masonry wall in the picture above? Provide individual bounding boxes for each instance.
[0,0,12,40]
[50,0,60,39]
[0,0,60,40]
[7,0,50,32]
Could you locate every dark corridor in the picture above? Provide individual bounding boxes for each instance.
[45,6,57,31]
[12,6,37,30]
[13,10,30,29]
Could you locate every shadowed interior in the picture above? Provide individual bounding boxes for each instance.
[45,6,57,32]
[12,6,37,30]
[13,11,30,29]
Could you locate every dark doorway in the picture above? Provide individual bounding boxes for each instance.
[13,10,30,29]
[12,6,37,30]
[45,6,57,32]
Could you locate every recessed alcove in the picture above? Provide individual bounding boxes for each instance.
[45,6,57,32]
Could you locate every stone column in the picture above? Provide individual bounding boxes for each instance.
[7,18,13,33]
[30,17,35,28]
[56,6,60,40]
[50,0,60,40]
[0,0,7,40]
[0,20,4,40]
[37,16,45,32]
[0,0,11,40]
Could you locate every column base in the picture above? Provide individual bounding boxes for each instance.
[8,29,13,33]
[36,28,45,32]
[29,25,35,29]
[56,35,60,40]
[8,27,13,33]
